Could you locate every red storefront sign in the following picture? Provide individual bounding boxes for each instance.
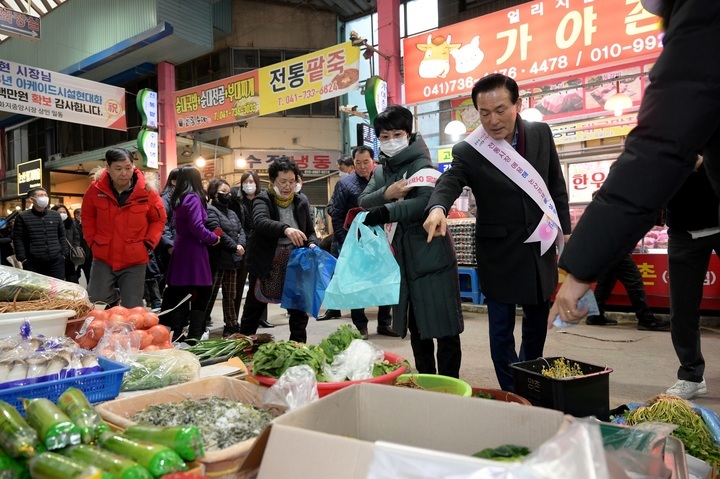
[402,0,662,105]
[559,254,720,311]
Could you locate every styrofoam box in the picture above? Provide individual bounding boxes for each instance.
[0,309,76,337]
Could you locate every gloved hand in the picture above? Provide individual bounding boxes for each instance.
[363,206,390,226]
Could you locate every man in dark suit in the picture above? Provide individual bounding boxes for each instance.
[424,74,571,391]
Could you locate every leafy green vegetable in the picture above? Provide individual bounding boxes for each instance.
[625,394,720,469]
[473,444,530,462]
[184,337,254,362]
[121,351,200,391]
[473,390,495,400]
[318,325,362,363]
[250,341,327,380]
[373,359,408,377]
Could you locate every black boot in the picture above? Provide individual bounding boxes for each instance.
[187,310,207,340]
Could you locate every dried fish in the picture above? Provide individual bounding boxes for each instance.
[131,397,274,451]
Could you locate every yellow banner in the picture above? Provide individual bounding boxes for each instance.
[551,114,637,145]
[259,42,360,115]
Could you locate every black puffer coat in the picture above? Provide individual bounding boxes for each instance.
[205,203,247,270]
[12,208,67,263]
[246,190,317,280]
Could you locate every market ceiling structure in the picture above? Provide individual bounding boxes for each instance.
[270,0,377,21]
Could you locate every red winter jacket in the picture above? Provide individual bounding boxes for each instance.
[82,168,166,271]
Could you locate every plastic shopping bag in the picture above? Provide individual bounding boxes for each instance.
[323,211,400,310]
[281,247,337,317]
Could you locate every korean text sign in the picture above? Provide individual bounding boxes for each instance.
[0,59,126,130]
[239,149,339,173]
[258,41,360,115]
[174,70,259,134]
[402,0,661,104]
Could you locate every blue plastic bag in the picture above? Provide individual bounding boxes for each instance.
[324,212,400,310]
[280,247,337,317]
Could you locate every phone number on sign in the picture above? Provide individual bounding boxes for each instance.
[419,33,664,100]
[277,82,338,107]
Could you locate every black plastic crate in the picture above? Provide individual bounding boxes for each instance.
[510,357,612,419]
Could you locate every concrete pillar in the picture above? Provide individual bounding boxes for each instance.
[378,0,403,105]
[157,62,177,189]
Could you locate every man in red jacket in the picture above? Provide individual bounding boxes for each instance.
[82,147,166,307]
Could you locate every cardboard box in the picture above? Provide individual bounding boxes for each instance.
[96,376,280,479]
[239,383,568,479]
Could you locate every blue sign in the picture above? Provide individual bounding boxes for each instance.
[0,7,41,42]
[438,163,452,173]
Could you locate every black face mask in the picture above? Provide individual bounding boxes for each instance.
[217,192,231,205]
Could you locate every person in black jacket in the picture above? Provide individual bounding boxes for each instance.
[205,178,247,337]
[238,157,317,342]
[316,145,400,339]
[13,187,67,279]
[73,208,92,284]
[664,157,718,399]
[229,170,273,328]
[51,204,82,283]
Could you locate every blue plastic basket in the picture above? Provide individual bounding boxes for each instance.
[0,357,130,414]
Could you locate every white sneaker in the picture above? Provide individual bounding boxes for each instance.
[666,379,707,399]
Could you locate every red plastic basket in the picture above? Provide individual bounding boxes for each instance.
[0,357,130,414]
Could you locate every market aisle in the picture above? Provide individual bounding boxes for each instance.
[206,296,720,413]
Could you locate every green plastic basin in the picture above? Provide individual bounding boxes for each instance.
[397,373,472,397]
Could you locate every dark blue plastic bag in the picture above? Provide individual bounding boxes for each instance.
[280,247,337,317]
[324,212,401,310]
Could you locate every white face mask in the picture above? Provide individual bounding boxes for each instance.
[273,185,293,198]
[338,171,349,178]
[34,197,49,209]
[59,213,68,221]
[242,183,256,195]
[294,182,302,194]
[380,136,409,157]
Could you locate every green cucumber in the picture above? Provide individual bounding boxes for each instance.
[23,398,82,450]
[97,432,187,479]
[62,445,152,479]
[57,387,110,444]
[28,452,104,479]
[0,400,38,458]
[0,447,28,479]
[124,425,204,461]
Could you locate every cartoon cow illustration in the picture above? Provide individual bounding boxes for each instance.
[416,34,461,79]
[450,35,485,74]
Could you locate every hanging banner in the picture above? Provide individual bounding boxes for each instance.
[258,41,360,115]
[402,0,662,105]
[0,59,126,130]
[174,70,259,134]
[239,149,340,175]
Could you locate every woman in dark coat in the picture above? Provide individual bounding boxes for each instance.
[52,204,82,283]
[205,178,247,337]
[160,166,220,340]
[359,105,463,378]
[238,157,317,343]
[229,170,273,328]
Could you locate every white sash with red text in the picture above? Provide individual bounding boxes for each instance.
[464,127,564,256]
[384,168,441,244]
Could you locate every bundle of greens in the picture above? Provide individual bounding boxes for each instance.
[473,444,530,462]
[250,341,327,381]
[318,325,363,363]
[625,394,720,468]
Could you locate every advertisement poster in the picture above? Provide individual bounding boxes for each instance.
[402,0,662,105]
[0,59,126,130]
[551,114,636,145]
[567,159,613,203]
[174,70,259,134]
[258,42,360,115]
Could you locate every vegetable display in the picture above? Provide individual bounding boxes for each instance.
[251,325,404,381]
[540,358,584,379]
[56,387,110,444]
[97,432,187,478]
[61,445,152,479]
[625,394,720,469]
[124,425,204,462]
[0,447,27,479]
[472,444,530,462]
[72,307,167,354]
[119,350,200,392]
[0,400,38,458]
[130,397,273,452]
[23,398,81,450]
[28,452,104,479]
[183,337,254,363]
